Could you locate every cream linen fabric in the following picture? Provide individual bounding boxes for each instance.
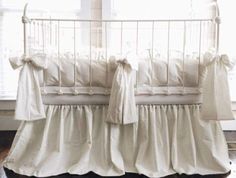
[42,55,200,88]
[202,53,234,120]
[4,104,230,177]
[9,54,47,121]
[106,57,138,124]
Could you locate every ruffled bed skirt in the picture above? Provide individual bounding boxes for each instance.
[4,104,230,177]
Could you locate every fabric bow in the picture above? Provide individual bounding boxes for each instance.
[106,56,138,124]
[9,53,47,121]
[201,54,234,120]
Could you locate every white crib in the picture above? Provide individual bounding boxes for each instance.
[3,3,234,178]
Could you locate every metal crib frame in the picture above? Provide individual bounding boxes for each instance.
[21,3,221,95]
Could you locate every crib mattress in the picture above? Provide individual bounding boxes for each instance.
[39,55,201,89]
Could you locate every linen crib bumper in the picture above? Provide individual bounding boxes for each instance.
[9,52,234,122]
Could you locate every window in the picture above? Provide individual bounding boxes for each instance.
[2,0,232,100]
[109,0,213,19]
[218,0,236,102]
[102,0,215,63]
[0,0,88,99]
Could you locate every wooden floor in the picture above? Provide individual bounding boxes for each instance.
[0,131,234,178]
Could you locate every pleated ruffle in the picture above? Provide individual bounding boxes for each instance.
[4,104,230,177]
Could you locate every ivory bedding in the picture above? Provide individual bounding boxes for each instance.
[4,105,230,177]
[40,55,200,88]
[3,51,235,177]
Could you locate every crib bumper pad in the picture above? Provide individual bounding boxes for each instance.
[201,54,235,120]
[106,57,138,124]
[9,53,47,121]
[10,53,235,121]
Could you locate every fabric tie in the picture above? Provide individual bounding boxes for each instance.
[9,53,47,121]
[106,56,138,124]
[201,53,234,120]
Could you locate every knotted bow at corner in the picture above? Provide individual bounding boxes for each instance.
[106,57,138,124]
[202,54,234,120]
[9,54,47,121]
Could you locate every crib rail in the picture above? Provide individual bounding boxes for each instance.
[22,3,221,95]
[27,18,214,22]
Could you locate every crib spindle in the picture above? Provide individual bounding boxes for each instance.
[120,21,123,56]
[182,21,186,94]
[73,21,78,95]
[136,22,139,55]
[166,21,170,95]
[42,21,45,52]
[151,21,155,94]
[57,21,63,95]
[135,21,139,90]
[50,18,52,46]
[198,21,202,87]
[105,22,109,95]
[28,21,32,55]
[41,21,47,94]
[37,22,40,47]
[55,22,57,47]
[89,21,93,95]
[33,21,36,48]
[151,21,155,59]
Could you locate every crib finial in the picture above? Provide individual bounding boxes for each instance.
[22,3,30,23]
[23,3,28,18]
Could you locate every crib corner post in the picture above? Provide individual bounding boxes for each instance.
[214,1,221,53]
[22,3,29,57]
